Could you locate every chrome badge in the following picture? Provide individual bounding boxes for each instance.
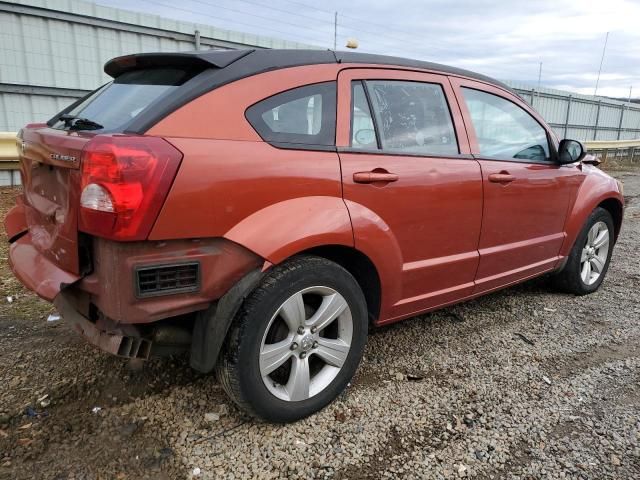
[50,153,77,163]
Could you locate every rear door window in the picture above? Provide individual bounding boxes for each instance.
[246,82,336,147]
[52,68,197,131]
[461,87,550,161]
[351,81,378,149]
[365,80,458,156]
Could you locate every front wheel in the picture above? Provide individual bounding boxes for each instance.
[216,256,368,423]
[552,207,615,295]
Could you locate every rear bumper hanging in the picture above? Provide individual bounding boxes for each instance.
[53,294,151,359]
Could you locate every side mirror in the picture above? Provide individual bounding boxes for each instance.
[558,139,586,164]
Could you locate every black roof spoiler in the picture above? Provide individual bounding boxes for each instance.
[105,48,512,93]
[104,49,254,78]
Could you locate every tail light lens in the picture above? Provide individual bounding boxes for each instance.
[79,135,182,241]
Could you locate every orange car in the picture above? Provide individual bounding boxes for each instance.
[4,49,624,422]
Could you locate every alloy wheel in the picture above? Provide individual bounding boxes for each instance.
[580,221,610,286]
[259,286,353,402]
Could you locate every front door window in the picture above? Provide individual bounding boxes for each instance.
[461,87,550,161]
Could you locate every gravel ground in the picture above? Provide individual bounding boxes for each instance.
[1,167,639,480]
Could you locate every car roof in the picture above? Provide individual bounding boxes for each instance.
[106,49,514,134]
[105,48,512,92]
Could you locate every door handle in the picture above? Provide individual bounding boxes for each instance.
[353,171,399,183]
[488,172,515,184]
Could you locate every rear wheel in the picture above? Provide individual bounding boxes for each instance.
[216,256,368,423]
[552,207,614,295]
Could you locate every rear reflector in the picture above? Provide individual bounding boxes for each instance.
[79,135,182,241]
[135,262,200,297]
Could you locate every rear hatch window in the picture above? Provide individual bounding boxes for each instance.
[50,68,197,132]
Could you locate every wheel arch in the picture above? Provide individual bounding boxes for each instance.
[223,196,355,264]
[301,245,382,324]
[560,174,624,258]
[598,197,623,242]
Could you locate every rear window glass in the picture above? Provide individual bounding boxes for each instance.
[245,82,336,147]
[52,68,197,131]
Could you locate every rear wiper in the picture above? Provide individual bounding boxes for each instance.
[59,113,104,130]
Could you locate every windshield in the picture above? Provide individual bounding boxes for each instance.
[52,68,195,131]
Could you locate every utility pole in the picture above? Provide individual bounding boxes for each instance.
[594,31,609,97]
[536,62,542,105]
[537,62,542,91]
[629,86,633,104]
[333,11,338,50]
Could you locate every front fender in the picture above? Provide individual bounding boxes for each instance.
[560,168,624,257]
[223,196,354,264]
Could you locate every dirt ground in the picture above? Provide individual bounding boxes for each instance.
[1,167,639,479]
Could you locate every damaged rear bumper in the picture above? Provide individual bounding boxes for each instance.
[8,231,81,302]
[54,293,152,359]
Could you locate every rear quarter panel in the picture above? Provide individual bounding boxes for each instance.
[148,64,354,263]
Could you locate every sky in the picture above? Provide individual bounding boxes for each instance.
[96,0,640,99]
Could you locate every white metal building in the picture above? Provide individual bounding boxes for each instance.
[1,0,639,140]
[0,0,316,131]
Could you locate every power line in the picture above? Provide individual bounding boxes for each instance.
[141,0,454,57]
[275,0,452,48]
[334,11,337,50]
[132,0,488,63]
[267,0,334,15]
[227,0,333,25]
[136,0,329,46]
[186,0,334,40]
[593,31,609,97]
[195,0,452,53]
[337,20,452,54]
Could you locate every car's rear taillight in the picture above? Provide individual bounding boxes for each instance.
[79,135,182,241]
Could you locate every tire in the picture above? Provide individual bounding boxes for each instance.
[552,207,615,295]
[215,255,368,423]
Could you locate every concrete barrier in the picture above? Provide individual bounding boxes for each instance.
[585,139,640,164]
[0,132,638,187]
[0,132,20,186]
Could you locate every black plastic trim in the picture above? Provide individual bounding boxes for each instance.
[269,142,338,152]
[337,147,475,160]
[472,155,560,166]
[104,50,253,78]
[361,80,382,150]
[190,269,265,373]
[134,261,200,298]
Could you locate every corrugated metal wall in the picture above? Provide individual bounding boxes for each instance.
[0,92,71,132]
[1,0,639,142]
[0,0,318,131]
[508,82,640,141]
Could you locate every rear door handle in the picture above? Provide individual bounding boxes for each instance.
[353,171,399,183]
[488,172,515,184]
